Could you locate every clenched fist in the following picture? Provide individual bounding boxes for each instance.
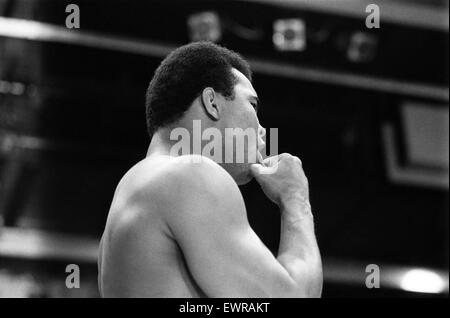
[250,153,310,213]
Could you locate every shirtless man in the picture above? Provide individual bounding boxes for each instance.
[98,42,322,297]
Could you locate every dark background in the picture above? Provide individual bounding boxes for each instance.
[0,0,448,297]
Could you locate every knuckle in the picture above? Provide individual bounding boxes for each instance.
[285,154,295,161]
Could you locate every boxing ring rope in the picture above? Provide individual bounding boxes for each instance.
[0,17,448,102]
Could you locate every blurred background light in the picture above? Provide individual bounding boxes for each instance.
[187,11,222,43]
[273,18,306,51]
[0,80,26,96]
[346,31,378,63]
[399,268,448,294]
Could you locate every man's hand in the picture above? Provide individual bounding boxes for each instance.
[250,153,310,212]
[251,153,322,297]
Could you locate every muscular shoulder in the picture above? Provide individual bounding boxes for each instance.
[164,155,237,195]
[105,155,243,247]
[154,155,240,203]
[129,155,245,218]
[147,155,249,245]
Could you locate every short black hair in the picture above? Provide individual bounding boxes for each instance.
[145,42,252,138]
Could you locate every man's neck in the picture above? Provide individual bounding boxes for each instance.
[146,128,174,158]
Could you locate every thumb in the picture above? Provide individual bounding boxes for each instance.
[250,163,263,176]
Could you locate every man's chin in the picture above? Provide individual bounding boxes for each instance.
[219,162,254,185]
[234,168,254,186]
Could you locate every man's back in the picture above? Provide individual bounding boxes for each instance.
[98,155,212,297]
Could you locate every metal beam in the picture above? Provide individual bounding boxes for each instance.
[243,0,449,31]
[0,17,448,101]
[0,226,448,294]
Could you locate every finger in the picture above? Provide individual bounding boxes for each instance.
[262,155,279,166]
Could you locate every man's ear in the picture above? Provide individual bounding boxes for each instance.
[201,87,220,121]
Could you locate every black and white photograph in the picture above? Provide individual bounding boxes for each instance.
[0,0,448,301]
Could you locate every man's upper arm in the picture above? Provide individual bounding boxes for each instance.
[163,158,296,297]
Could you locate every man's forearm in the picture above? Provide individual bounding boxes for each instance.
[276,199,323,297]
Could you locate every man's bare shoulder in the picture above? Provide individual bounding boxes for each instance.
[121,155,244,215]
[105,155,243,245]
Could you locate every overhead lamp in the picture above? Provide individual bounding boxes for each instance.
[273,19,306,52]
[347,31,378,63]
[187,11,222,43]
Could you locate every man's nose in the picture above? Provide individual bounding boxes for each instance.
[258,125,266,150]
